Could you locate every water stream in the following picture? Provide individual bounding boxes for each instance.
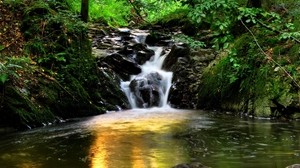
[120,31,173,108]
[0,109,299,168]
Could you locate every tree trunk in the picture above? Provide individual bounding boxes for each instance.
[81,0,89,22]
[247,0,262,8]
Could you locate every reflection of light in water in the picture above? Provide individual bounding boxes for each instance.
[1,153,42,168]
[88,109,193,168]
[17,162,42,168]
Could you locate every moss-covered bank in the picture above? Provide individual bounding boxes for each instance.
[197,28,300,119]
[0,0,127,130]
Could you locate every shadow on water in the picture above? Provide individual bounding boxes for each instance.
[0,109,299,168]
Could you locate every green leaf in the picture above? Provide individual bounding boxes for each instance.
[0,74,9,84]
[223,42,229,49]
[229,75,238,84]
[220,25,224,30]
[0,45,4,51]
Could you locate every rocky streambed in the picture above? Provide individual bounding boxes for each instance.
[89,25,216,110]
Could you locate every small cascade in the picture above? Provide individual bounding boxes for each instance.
[121,31,173,109]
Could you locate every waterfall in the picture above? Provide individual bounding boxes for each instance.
[121,32,173,109]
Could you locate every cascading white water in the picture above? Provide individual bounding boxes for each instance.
[121,32,173,109]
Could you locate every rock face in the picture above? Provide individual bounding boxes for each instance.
[90,27,158,109]
[162,44,190,71]
[160,42,216,109]
[119,43,155,65]
[98,53,142,80]
[129,72,163,108]
[162,44,193,108]
[92,28,158,81]
[91,26,215,110]
[96,67,130,110]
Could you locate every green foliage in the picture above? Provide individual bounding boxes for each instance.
[137,0,188,23]
[187,0,300,49]
[0,57,29,85]
[3,0,25,7]
[279,31,300,41]
[0,45,4,51]
[237,6,300,43]
[189,0,238,27]
[199,25,300,116]
[22,0,103,109]
[188,0,238,49]
[22,0,88,69]
[173,34,206,48]
[66,0,131,26]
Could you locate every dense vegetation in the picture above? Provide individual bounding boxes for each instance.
[0,0,121,129]
[1,0,300,129]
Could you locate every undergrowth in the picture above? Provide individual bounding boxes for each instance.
[0,0,106,129]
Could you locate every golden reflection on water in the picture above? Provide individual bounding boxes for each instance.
[88,109,193,168]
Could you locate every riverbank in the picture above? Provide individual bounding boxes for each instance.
[0,0,128,129]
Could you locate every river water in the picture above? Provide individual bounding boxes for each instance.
[0,109,299,168]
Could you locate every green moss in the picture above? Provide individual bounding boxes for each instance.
[4,86,55,128]
[233,34,252,53]
[253,97,272,117]
[197,28,300,118]
[288,44,300,62]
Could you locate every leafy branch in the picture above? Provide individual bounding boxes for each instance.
[238,7,300,43]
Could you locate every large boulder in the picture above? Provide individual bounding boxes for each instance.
[161,44,193,108]
[145,31,173,46]
[163,46,216,109]
[95,67,130,110]
[118,43,155,65]
[129,72,163,108]
[162,44,190,71]
[98,53,141,80]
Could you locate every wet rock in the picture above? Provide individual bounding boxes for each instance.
[129,72,162,108]
[161,43,195,108]
[190,48,216,63]
[145,32,172,46]
[133,43,155,64]
[168,62,196,109]
[96,68,130,110]
[286,164,300,168]
[90,27,216,110]
[166,46,216,109]
[118,43,155,65]
[136,49,154,64]
[162,44,190,71]
[98,53,141,80]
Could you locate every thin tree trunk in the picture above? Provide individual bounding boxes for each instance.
[81,0,89,22]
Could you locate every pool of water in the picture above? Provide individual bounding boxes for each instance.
[0,108,299,168]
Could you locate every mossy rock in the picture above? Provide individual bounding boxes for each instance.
[53,72,105,118]
[2,86,55,129]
